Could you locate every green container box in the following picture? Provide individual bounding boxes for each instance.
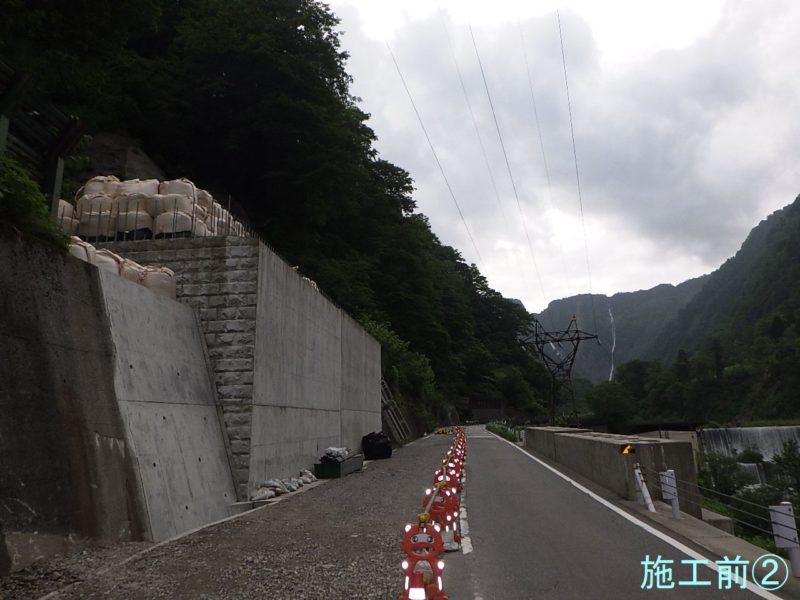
[314,454,364,479]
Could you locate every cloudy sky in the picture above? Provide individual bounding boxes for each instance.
[326,0,800,313]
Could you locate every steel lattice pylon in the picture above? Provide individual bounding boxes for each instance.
[525,315,597,425]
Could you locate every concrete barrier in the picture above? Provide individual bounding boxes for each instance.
[525,427,701,518]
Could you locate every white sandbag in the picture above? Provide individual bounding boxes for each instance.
[147,193,205,218]
[116,210,153,233]
[230,220,244,236]
[82,175,120,198]
[207,201,225,220]
[159,178,196,201]
[154,211,209,237]
[57,199,74,220]
[67,237,96,263]
[116,192,150,213]
[141,266,176,299]
[77,210,117,239]
[196,188,213,211]
[205,215,232,236]
[59,216,79,236]
[93,248,123,275]
[116,178,159,197]
[77,193,115,217]
[119,258,146,284]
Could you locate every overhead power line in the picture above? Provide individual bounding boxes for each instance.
[557,10,599,335]
[518,21,555,211]
[386,42,484,267]
[439,10,509,230]
[468,24,549,310]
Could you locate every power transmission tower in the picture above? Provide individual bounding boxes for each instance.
[525,315,597,425]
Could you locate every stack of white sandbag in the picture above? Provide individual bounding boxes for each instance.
[57,199,78,235]
[66,236,177,299]
[73,175,248,241]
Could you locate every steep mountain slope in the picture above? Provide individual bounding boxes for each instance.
[537,276,708,383]
[652,200,798,361]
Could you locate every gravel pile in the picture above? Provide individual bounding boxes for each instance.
[1,434,450,599]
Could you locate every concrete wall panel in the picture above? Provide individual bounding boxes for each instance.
[249,406,340,484]
[340,313,381,449]
[100,271,237,540]
[0,234,138,570]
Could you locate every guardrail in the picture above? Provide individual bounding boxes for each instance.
[636,462,800,577]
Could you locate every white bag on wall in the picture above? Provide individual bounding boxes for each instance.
[142,266,176,299]
[67,237,96,263]
[159,178,197,201]
[116,178,159,197]
[82,175,120,198]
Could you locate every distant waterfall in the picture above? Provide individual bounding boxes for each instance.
[607,303,616,381]
[700,426,800,461]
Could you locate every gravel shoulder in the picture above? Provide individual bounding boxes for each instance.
[1,434,452,600]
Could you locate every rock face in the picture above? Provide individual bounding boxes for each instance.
[84,133,166,182]
[0,524,11,577]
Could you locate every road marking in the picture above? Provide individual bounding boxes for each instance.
[460,488,473,554]
[490,433,783,600]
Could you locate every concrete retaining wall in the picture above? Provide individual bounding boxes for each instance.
[98,237,259,499]
[2,231,381,569]
[100,270,237,540]
[525,427,701,518]
[99,237,382,498]
[0,232,138,571]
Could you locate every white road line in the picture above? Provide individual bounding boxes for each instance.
[489,433,783,600]
[460,487,473,554]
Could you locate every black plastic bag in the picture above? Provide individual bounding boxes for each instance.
[362,431,392,460]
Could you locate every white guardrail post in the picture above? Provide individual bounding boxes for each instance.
[633,463,656,513]
[659,469,680,519]
[769,501,800,578]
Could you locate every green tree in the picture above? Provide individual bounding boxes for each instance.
[586,381,635,428]
[774,440,800,491]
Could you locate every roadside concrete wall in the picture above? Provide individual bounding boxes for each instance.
[340,313,382,451]
[99,269,237,540]
[249,249,381,490]
[0,231,138,571]
[0,232,240,572]
[102,237,382,499]
[250,247,343,486]
[525,427,701,518]
[100,238,260,500]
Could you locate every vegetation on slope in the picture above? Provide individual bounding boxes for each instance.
[0,0,548,427]
[589,198,800,427]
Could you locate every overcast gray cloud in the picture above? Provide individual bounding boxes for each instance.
[329,0,800,312]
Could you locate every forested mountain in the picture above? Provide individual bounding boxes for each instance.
[587,196,800,427]
[650,204,794,362]
[0,0,549,425]
[536,276,708,383]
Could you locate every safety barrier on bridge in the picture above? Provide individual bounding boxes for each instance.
[635,461,800,578]
[398,428,466,600]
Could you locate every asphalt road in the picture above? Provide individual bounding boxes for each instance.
[445,426,781,600]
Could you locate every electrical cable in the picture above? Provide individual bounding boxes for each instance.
[518,21,555,213]
[556,10,599,336]
[440,10,509,230]
[387,42,484,267]
[468,24,548,310]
